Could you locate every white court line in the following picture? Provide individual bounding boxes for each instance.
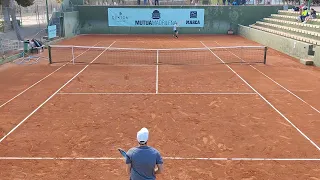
[0,41,116,143]
[214,41,320,114]
[57,92,257,95]
[101,41,206,43]
[156,50,159,93]
[271,90,314,92]
[200,41,320,151]
[0,156,319,161]
[0,41,102,109]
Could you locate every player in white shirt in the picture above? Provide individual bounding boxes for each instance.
[173,22,178,38]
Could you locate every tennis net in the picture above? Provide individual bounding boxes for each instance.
[48,45,268,65]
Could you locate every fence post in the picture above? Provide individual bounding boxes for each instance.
[46,0,50,26]
[19,5,22,26]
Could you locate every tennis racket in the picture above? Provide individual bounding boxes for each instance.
[118,148,130,161]
[177,20,184,26]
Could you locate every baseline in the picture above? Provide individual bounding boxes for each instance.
[0,156,319,161]
[57,92,257,95]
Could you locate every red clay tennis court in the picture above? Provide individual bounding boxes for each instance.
[0,35,320,179]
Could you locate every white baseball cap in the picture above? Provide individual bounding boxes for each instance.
[137,127,149,143]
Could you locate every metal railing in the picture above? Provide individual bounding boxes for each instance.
[80,0,317,5]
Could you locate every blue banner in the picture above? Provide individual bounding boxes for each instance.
[108,8,204,27]
[48,25,57,39]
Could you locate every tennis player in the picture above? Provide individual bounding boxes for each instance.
[173,22,178,38]
[126,127,163,180]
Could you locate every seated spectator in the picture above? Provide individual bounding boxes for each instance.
[292,0,306,12]
[232,0,238,5]
[304,8,317,23]
[297,7,309,22]
[300,1,307,10]
[118,0,124,5]
[293,6,300,12]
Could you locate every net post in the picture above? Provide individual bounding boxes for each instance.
[48,45,52,64]
[263,46,268,64]
[72,46,75,65]
[156,50,159,64]
[156,50,159,94]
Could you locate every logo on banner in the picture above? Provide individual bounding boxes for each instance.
[190,11,197,18]
[152,10,161,19]
[111,12,129,22]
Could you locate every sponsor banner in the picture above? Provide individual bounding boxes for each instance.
[48,25,57,39]
[108,8,204,27]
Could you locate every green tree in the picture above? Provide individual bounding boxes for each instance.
[15,0,34,7]
[0,0,34,6]
[1,0,34,40]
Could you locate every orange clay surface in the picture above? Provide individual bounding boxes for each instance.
[0,35,319,180]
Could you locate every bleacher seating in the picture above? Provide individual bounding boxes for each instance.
[251,10,320,46]
[249,9,320,65]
